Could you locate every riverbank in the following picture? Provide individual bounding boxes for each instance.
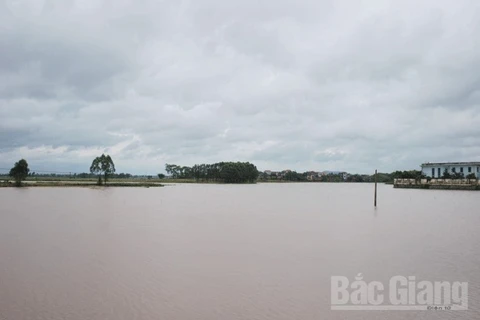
[0,180,164,188]
[0,176,385,187]
[393,178,480,190]
[0,179,383,187]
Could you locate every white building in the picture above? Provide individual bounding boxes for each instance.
[421,162,480,178]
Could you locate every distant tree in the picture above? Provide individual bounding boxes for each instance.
[78,172,93,179]
[90,154,116,185]
[158,173,165,179]
[165,164,180,178]
[374,173,393,183]
[451,172,464,179]
[9,159,30,186]
[441,168,452,179]
[284,171,307,181]
[391,170,424,180]
[90,159,102,185]
[168,161,258,183]
[466,173,476,180]
[346,174,365,182]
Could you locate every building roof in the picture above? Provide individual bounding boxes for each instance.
[421,161,480,167]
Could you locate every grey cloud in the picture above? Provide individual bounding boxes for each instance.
[0,27,131,101]
[1,0,480,174]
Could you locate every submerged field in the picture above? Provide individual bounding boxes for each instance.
[0,183,479,320]
[0,176,165,187]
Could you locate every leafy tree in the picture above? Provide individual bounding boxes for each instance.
[466,173,476,180]
[165,164,180,178]
[441,168,452,179]
[90,154,116,185]
[451,172,464,179]
[158,173,165,179]
[9,159,30,186]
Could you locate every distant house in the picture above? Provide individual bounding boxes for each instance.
[264,170,280,179]
[421,162,480,178]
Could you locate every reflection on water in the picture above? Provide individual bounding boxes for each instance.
[0,184,479,319]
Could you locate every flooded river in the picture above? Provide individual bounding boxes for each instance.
[1,183,479,319]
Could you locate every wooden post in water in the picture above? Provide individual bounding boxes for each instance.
[374,169,377,207]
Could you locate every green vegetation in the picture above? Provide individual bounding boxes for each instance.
[441,168,452,179]
[257,169,430,183]
[283,171,307,181]
[1,155,162,188]
[466,173,476,179]
[438,169,469,179]
[345,174,368,182]
[90,154,116,185]
[259,170,384,183]
[451,172,465,179]
[3,156,476,188]
[165,162,259,183]
[0,172,163,188]
[390,170,425,180]
[9,159,30,186]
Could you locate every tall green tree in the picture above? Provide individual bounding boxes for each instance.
[165,164,180,178]
[9,159,30,186]
[90,154,116,185]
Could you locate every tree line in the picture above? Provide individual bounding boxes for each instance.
[165,162,259,183]
[4,157,259,186]
[259,170,380,183]
[5,156,477,187]
[391,169,476,180]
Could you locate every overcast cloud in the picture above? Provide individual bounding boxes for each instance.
[1,0,480,174]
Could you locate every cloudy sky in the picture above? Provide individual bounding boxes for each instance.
[1,0,480,175]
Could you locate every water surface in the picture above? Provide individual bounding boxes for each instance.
[1,183,479,319]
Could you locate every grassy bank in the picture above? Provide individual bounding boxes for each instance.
[0,180,164,188]
[0,176,385,187]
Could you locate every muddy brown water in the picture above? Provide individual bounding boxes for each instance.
[1,183,479,319]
